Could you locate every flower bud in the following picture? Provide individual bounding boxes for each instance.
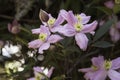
[8,19,20,34]
[39,9,49,22]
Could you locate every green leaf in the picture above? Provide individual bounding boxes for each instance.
[93,19,114,42]
[92,41,114,48]
[96,7,113,15]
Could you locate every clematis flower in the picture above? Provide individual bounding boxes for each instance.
[27,66,54,80]
[8,19,20,34]
[109,21,120,42]
[57,10,98,51]
[39,9,64,33]
[28,25,63,54]
[79,56,120,80]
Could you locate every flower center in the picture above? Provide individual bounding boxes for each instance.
[104,60,112,70]
[92,65,98,71]
[39,33,47,41]
[74,23,83,32]
[47,18,56,26]
[75,14,82,22]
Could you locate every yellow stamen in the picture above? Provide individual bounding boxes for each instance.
[74,23,83,32]
[39,33,47,41]
[104,60,112,70]
[47,18,56,26]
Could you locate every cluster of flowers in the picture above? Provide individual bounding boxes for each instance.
[27,56,120,80]
[28,9,120,80]
[28,9,98,54]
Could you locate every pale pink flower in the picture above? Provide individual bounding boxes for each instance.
[79,56,120,80]
[56,10,98,51]
[28,25,63,54]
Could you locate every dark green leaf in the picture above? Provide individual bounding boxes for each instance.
[92,41,114,48]
[93,19,114,42]
[96,7,113,15]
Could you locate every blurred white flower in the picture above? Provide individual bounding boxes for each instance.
[2,42,22,58]
[5,60,24,74]
[19,58,25,64]
[27,50,37,57]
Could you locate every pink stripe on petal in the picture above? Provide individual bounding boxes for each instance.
[28,39,43,48]
[54,14,64,26]
[48,34,63,43]
[38,42,50,54]
[81,21,98,33]
[61,24,76,37]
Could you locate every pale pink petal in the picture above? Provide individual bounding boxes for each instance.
[33,66,43,73]
[67,11,77,25]
[93,70,107,80]
[78,68,93,72]
[84,72,94,80]
[108,70,120,80]
[28,39,43,48]
[38,43,50,54]
[80,13,91,24]
[91,56,104,68]
[109,27,120,42]
[60,9,77,25]
[81,21,98,33]
[104,0,114,9]
[32,28,41,34]
[59,24,76,37]
[75,33,88,51]
[48,34,63,43]
[111,57,120,69]
[40,25,51,36]
[54,14,64,26]
[84,70,107,80]
[47,67,54,78]
[50,25,63,33]
[60,9,68,20]
[27,77,35,80]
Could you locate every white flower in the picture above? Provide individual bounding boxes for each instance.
[2,43,21,58]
